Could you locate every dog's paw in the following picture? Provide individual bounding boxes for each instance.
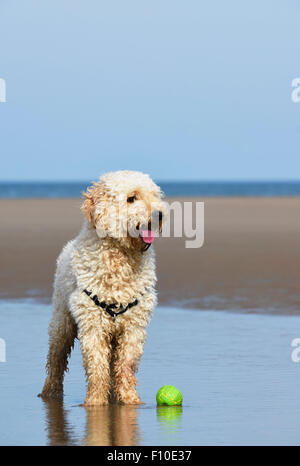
[117,390,143,405]
[84,396,109,406]
[38,383,63,400]
[122,398,143,405]
[38,391,63,400]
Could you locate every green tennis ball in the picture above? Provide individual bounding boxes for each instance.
[156,385,183,406]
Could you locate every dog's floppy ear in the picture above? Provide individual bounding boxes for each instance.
[81,181,105,223]
[81,181,109,232]
[81,187,95,223]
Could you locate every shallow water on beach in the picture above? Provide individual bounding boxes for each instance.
[1,300,300,445]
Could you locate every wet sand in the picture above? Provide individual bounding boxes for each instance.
[1,300,300,446]
[0,197,300,312]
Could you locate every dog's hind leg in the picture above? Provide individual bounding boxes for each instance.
[39,302,77,400]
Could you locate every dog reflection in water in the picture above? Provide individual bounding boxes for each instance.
[43,401,140,446]
[84,405,140,446]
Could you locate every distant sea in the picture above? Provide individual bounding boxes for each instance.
[0,181,300,198]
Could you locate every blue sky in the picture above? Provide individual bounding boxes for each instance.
[0,0,300,181]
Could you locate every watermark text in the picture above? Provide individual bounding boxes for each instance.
[291,78,300,103]
[0,338,6,363]
[0,78,6,102]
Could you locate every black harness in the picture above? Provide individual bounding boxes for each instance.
[83,289,138,320]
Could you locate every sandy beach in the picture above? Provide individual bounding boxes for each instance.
[0,197,300,313]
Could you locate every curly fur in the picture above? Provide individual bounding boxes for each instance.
[40,171,165,405]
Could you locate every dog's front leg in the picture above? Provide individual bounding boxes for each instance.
[78,324,112,406]
[113,325,146,405]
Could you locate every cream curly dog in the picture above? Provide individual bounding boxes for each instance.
[40,171,166,405]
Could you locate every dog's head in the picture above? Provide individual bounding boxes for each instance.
[82,171,166,251]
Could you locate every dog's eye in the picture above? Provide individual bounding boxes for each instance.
[127,196,136,203]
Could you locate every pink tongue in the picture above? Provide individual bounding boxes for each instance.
[141,230,155,244]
